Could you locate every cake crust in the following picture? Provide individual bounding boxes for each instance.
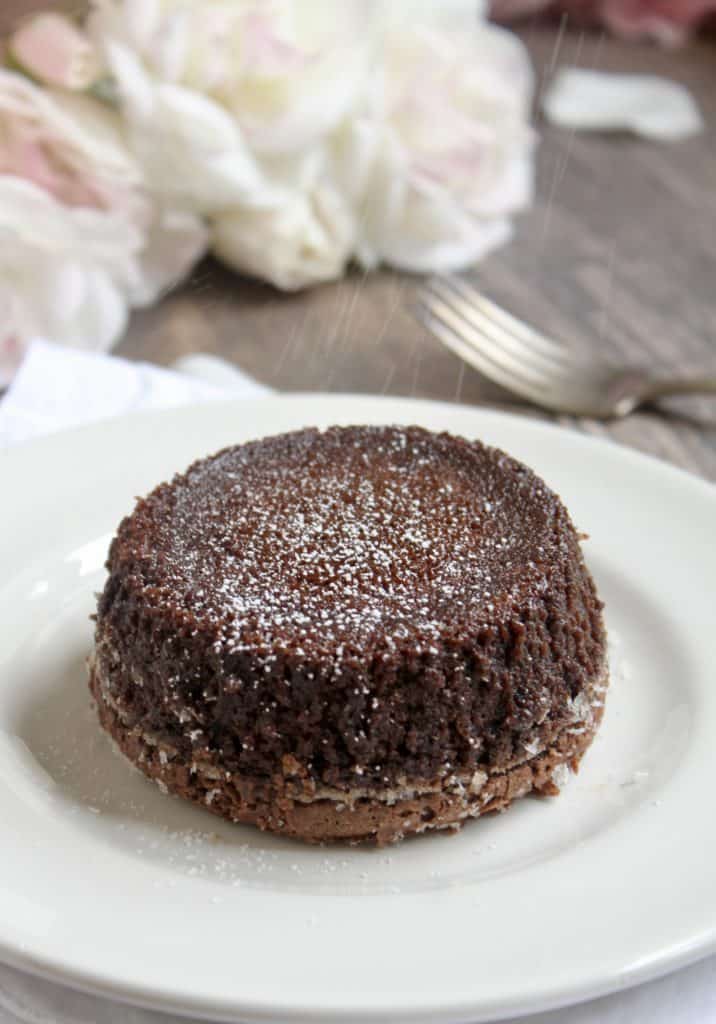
[90,653,606,845]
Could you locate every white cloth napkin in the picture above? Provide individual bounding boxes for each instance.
[0,339,271,446]
[0,341,714,1023]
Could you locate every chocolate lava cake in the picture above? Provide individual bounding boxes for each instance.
[89,425,608,844]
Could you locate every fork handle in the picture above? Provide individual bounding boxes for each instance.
[642,376,716,403]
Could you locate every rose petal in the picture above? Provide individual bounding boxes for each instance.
[0,336,26,389]
[133,93,273,210]
[132,208,208,305]
[101,40,156,120]
[211,185,354,290]
[0,69,144,213]
[68,267,129,351]
[121,0,163,52]
[0,178,138,362]
[9,13,101,90]
[363,181,514,274]
[154,82,247,152]
[153,9,190,82]
[381,0,490,30]
[542,68,704,141]
[468,151,535,217]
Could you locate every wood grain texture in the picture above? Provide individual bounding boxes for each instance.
[2,2,715,480]
[2,0,80,30]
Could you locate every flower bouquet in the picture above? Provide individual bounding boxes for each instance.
[0,0,535,383]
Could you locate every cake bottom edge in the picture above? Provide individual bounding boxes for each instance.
[88,659,607,846]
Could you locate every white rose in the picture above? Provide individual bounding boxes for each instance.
[82,0,536,291]
[90,40,274,214]
[0,70,207,382]
[8,12,102,91]
[335,0,535,273]
[88,0,369,216]
[89,0,369,151]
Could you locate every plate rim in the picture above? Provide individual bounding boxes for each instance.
[1,392,715,1024]
[2,391,714,497]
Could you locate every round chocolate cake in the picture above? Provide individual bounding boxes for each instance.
[90,425,608,844]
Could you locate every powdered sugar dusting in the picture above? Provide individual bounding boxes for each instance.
[121,426,563,656]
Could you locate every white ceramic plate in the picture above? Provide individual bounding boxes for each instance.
[1,395,715,1024]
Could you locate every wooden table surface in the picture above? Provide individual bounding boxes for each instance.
[4,4,716,481]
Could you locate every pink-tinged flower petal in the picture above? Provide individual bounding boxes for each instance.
[9,13,101,90]
[240,11,309,76]
[339,11,534,277]
[0,335,25,389]
[0,70,143,215]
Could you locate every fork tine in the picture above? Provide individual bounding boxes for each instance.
[418,292,563,397]
[424,283,568,385]
[415,299,550,406]
[427,276,571,368]
[423,292,558,388]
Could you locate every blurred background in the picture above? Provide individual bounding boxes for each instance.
[1,0,715,479]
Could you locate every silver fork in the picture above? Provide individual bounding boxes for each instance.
[416,275,716,419]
